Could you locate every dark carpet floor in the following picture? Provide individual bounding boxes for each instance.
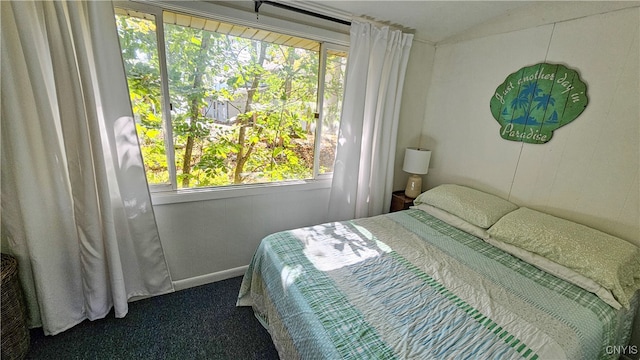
[25,276,279,360]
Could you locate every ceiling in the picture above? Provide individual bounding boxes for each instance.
[247,1,640,44]
[306,1,529,43]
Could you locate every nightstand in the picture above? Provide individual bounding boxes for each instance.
[390,190,414,212]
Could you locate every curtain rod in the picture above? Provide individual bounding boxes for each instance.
[254,0,351,26]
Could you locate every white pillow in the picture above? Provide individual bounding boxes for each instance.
[412,203,489,240]
[484,236,623,309]
[414,184,518,228]
[487,207,640,309]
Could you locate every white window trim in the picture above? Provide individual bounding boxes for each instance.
[115,0,349,202]
[151,178,332,205]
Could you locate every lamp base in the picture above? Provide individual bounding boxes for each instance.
[404,174,422,199]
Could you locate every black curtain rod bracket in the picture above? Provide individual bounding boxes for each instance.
[254,0,351,26]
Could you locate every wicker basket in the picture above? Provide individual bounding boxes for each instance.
[1,253,30,359]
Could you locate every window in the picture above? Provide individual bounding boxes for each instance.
[114,5,347,191]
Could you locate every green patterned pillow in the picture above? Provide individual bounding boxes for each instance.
[487,207,640,308]
[414,184,518,228]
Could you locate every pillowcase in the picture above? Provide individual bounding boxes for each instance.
[412,203,489,240]
[487,207,640,309]
[484,236,622,309]
[413,184,518,228]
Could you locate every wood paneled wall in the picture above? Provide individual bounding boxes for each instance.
[422,7,639,245]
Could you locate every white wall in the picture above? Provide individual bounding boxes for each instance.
[421,7,639,246]
[154,186,331,288]
[393,39,436,190]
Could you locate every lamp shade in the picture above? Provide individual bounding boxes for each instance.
[402,148,431,175]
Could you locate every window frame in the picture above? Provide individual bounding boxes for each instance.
[113,1,349,201]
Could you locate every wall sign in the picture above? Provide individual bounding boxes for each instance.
[490,63,588,144]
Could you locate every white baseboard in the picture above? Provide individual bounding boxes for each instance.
[172,265,249,292]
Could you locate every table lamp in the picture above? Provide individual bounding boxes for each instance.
[403,147,431,198]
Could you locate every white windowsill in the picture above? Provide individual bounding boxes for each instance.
[151,178,332,205]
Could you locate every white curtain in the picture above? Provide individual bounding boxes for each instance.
[1,0,173,335]
[328,21,413,221]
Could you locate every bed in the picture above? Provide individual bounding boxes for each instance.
[237,184,640,359]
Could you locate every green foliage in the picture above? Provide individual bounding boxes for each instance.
[116,11,344,188]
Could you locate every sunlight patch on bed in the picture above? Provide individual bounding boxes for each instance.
[352,224,392,253]
[292,223,385,272]
[281,264,304,292]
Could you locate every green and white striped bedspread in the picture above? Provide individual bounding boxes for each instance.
[237,210,637,359]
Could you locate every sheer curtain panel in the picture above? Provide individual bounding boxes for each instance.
[1,0,173,335]
[328,21,413,221]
